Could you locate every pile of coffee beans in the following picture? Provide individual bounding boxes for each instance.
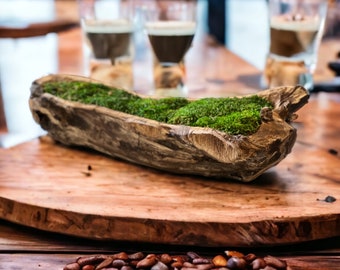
[63,250,288,270]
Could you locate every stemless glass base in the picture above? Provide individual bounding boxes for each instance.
[261,0,328,91]
[261,54,315,91]
[141,0,197,97]
[78,0,135,90]
[152,62,188,97]
[152,86,188,98]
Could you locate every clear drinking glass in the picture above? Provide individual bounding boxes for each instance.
[263,0,328,91]
[78,0,135,90]
[142,0,197,97]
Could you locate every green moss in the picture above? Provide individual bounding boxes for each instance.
[126,97,189,122]
[42,81,273,135]
[43,81,140,112]
[167,96,271,134]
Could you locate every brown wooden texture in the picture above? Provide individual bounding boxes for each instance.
[29,74,309,182]
[1,219,340,270]
[0,92,339,247]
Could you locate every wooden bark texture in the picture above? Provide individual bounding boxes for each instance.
[29,74,309,182]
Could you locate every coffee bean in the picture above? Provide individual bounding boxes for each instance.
[136,254,157,268]
[63,262,80,270]
[112,252,129,260]
[82,265,95,270]
[244,253,257,263]
[264,256,287,269]
[192,258,211,264]
[171,255,185,268]
[151,260,169,270]
[183,261,196,268]
[96,257,113,270]
[129,260,139,267]
[226,257,247,269]
[171,260,184,268]
[121,266,134,270]
[159,253,172,265]
[111,259,127,268]
[187,252,201,260]
[225,251,244,258]
[251,258,267,270]
[212,255,227,267]
[128,252,145,261]
[63,251,288,270]
[196,263,214,270]
[263,266,277,270]
[77,255,107,266]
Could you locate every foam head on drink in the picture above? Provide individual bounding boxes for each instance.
[264,14,323,89]
[83,19,134,60]
[269,15,321,59]
[146,21,196,64]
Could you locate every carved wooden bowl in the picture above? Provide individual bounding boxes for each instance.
[29,74,309,182]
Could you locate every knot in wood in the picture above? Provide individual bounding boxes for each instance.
[260,107,273,122]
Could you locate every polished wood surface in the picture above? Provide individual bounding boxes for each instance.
[0,218,339,270]
[0,1,340,269]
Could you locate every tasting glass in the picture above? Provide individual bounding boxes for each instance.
[262,0,328,91]
[141,0,197,97]
[78,0,135,90]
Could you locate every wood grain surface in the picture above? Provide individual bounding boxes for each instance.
[1,218,340,269]
[0,93,339,247]
[29,74,309,182]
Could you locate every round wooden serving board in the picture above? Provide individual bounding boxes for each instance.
[0,96,339,247]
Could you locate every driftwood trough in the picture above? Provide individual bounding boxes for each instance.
[29,74,309,182]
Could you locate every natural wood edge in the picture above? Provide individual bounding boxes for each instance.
[0,196,339,247]
[29,74,309,182]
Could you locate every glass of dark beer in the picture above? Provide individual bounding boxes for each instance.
[78,0,135,90]
[142,0,197,97]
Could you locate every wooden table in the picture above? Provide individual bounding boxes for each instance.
[1,1,340,269]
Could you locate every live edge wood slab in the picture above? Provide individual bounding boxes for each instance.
[0,91,339,247]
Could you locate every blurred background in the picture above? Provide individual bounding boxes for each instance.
[1,0,339,73]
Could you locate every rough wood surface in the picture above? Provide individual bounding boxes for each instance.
[29,74,309,182]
